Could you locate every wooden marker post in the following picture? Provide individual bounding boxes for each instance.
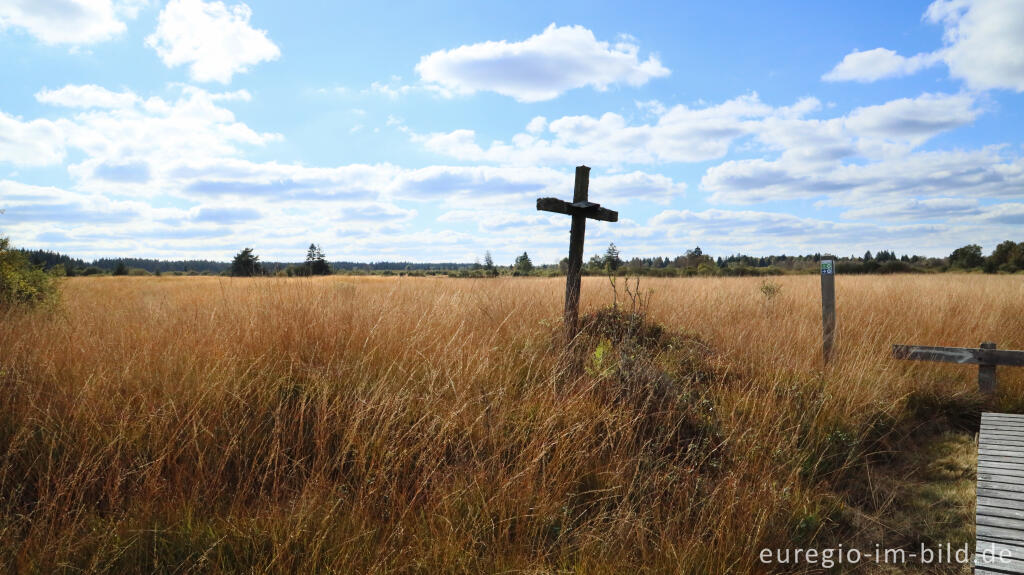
[537,166,618,343]
[820,259,836,364]
[979,342,998,394]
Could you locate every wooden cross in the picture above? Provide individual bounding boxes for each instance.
[537,165,618,342]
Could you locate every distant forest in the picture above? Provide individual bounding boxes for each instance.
[16,240,1023,278]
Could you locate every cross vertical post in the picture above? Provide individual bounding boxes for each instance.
[536,165,618,345]
[564,166,589,341]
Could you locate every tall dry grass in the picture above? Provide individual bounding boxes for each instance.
[0,274,1021,573]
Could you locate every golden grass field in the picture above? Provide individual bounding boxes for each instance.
[1,274,1022,573]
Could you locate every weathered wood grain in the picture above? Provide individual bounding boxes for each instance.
[535,197,618,222]
[979,495,1024,512]
[979,505,1024,522]
[983,414,1024,421]
[975,551,1024,575]
[978,514,1024,531]
[893,345,1024,366]
[979,461,1024,474]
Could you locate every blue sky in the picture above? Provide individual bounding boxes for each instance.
[1,0,1022,264]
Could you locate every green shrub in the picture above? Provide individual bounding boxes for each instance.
[0,236,57,307]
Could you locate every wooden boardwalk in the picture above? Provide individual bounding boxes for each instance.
[976,412,1024,574]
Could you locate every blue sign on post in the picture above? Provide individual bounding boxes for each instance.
[821,260,834,275]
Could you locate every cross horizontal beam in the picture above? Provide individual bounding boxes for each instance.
[537,197,618,222]
[892,345,1024,367]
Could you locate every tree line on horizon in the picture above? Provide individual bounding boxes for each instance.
[12,240,1024,278]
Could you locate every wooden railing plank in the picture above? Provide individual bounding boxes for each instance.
[892,345,1024,366]
[893,344,980,364]
[893,343,1024,394]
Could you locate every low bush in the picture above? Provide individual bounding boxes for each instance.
[0,236,57,308]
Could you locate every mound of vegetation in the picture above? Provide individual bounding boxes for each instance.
[575,302,726,474]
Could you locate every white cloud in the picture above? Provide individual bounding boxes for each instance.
[209,88,251,102]
[415,23,670,102]
[844,92,978,145]
[190,204,261,224]
[50,86,282,194]
[642,207,970,256]
[823,0,1024,91]
[749,92,977,166]
[145,0,280,84]
[956,202,1024,225]
[341,203,415,222]
[636,99,667,116]
[36,84,139,108]
[0,179,142,224]
[695,92,992,207]
[0,0,134,45]
[0,110,65,166]
[416,93,772,166]
[838,197,981,220]
[595,171,685,205]
[9,84,275,174]
[926,0,1024,91]
[703,147,1024,205]
[366,76,415,100]
[822,48,941,82]
[525,116,547,134]
[414,92,974,169]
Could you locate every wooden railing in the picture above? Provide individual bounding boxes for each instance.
[892,342,1024,394]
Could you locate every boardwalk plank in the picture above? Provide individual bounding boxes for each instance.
[975,555,1024,575]
[977,523,1024,544]
[983,440,1024,448]
[979,505,1024,522]
[979,448,1024,458]
[979,487,1024,501]
[977,513,1024,531]
[981,416,1024,423]
[977,538,1024,557]
[979,481,1024,494]
[981,431,1024,439]
[981,440,1024,450]
[983,426,1024,433]
[978,473,1024,485]
[979,462,1024,476]
[982,431,1024,438]
[980,456,1024,465]
[980,458,1024,466]
[979,496,1024,512]
[975,562,1024,575]
[982,422,1024,429]
[980,437,1024,447]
